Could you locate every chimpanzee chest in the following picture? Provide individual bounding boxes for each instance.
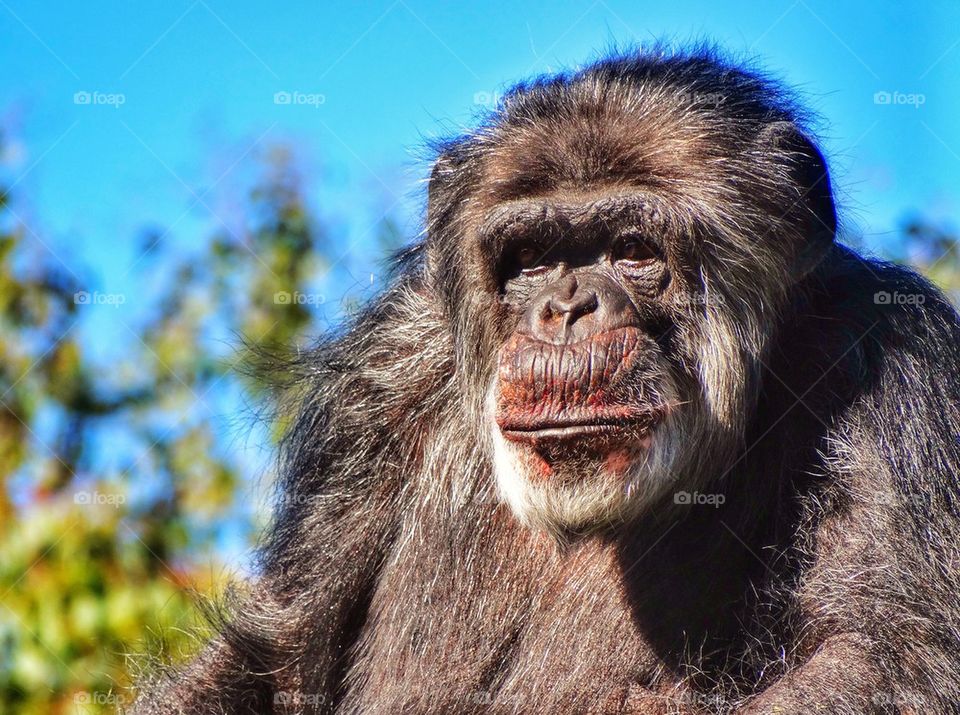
[339,509,761,713]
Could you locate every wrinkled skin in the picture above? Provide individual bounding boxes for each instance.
[133,48,960,715]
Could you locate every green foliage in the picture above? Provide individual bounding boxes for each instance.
[0,125,955,715]
[895,220,960,298]
[0,138,341,713]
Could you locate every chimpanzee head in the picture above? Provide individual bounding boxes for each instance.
[424,50,835,536]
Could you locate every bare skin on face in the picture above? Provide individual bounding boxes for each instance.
[135,49,960,715]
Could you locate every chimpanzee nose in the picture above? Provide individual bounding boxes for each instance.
[521,272,640,344]
[545,275,598,323]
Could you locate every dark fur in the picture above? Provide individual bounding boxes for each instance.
[134,47,960,714]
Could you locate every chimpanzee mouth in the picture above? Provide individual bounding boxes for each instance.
[497,409,664,446]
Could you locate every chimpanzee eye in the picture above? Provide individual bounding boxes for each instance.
[516,247,539,268]
[612,236,656,265]
[513,246,551,275]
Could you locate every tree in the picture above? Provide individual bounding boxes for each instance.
[0,134,377,713]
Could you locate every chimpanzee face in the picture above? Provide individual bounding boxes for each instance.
[432,88,834,536]
[478,192,697,535]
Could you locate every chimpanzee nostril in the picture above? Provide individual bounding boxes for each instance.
[548,290,599,322]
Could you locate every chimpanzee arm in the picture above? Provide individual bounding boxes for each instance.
[132,481,402,714]
[737,273,960,714]
[132,280,449,713]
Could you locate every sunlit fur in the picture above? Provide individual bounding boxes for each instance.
[134,45,960,714]
[487,372,689,537]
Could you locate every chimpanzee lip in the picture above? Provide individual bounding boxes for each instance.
[496,327,648,407]
[502,422,633,443]
[498,409,664,444]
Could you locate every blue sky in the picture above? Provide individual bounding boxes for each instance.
[2,0,958,282]
[2,0,957,563]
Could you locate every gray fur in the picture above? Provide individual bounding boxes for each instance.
[133,45,960,714]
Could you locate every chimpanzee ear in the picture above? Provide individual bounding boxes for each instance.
[759,122,836,280]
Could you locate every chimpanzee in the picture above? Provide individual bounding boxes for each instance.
[135,46,960,714]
